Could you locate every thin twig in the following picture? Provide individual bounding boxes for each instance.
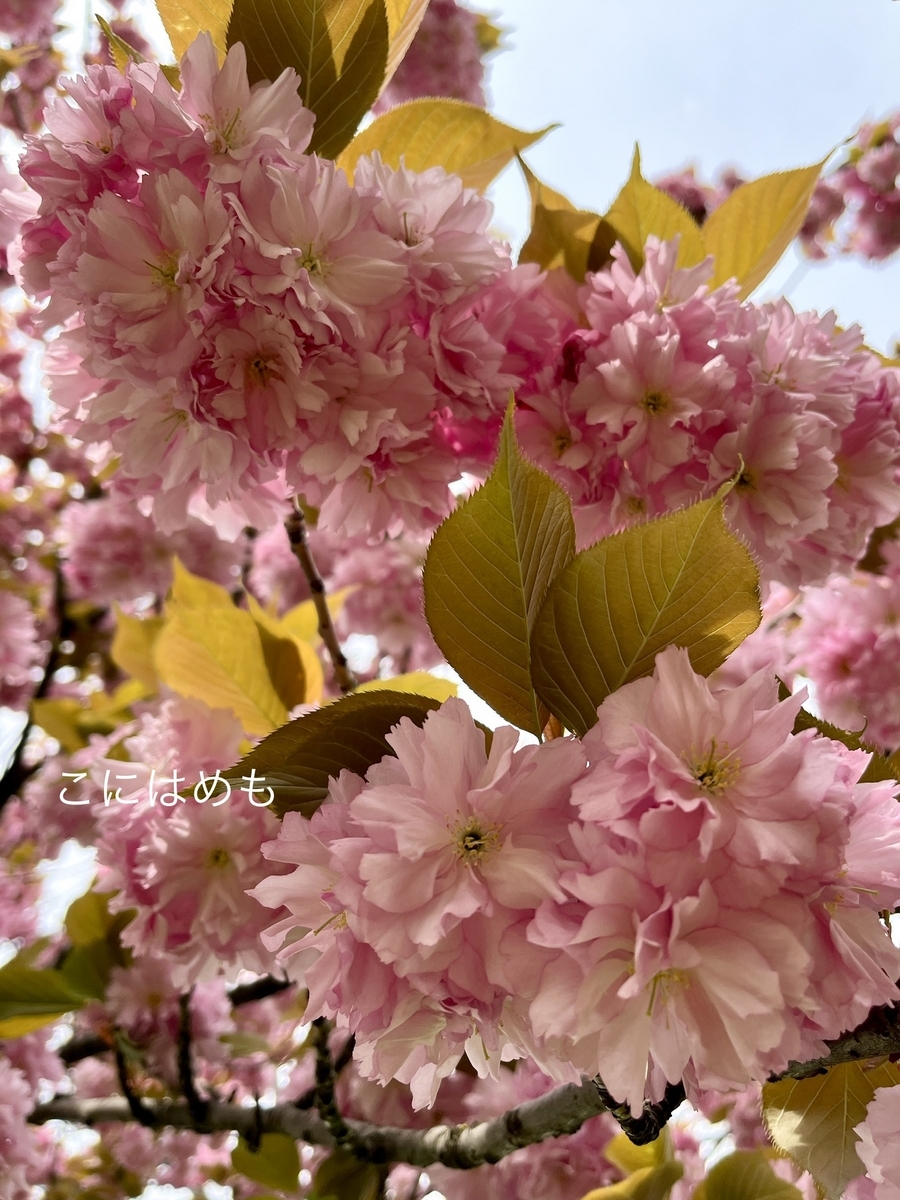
[113,1035,155,1128]
[285,499,356,693]
[177,992,209,1127]
[311,1018,357,1150]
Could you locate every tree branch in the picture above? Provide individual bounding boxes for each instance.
[30,1076,611,1169]
[771,1002,900,1082]
[285,499,356,693]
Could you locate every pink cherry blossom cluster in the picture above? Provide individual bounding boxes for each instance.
[92,696,290,985]
[856,1086,900,1200]
[517,239,900,585]
[15,33,567,538]
[59,490,245,606]
[734,542,900,752]
[0,0,63,135]
[800,115,900,262]
[253,648,900,1114]
[375,0,489,113]
[653,164,744,225]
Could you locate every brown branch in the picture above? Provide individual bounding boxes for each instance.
[30,1076,611,1169]
[770,1002,900,1082]
[285,499,356,693]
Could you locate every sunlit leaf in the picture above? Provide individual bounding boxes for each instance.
[227,0,390,159]
[692,1150,803,1200]
[170,557,233,608]
[604,1129,671,1177]
[224,689,442,817]
[248,594,325,704]
[279,589,354,646]
[356,671,457,702]
[111,607,164,691]
[518,156,602,280]
[338,98,555,191]
[0,947,90,1037]
[232,1133,300,1191]
[531,494,761,735]
[382,0,429,87]
[310,1148,384,1200]
[603,146,706,271]
[98,15,146,71]
[763,1061,900,1198]
[154,604,287,735]
[579,1162,683,1200]
[703,161,825,298]
[156,0,234,60]
[423,406,576,735]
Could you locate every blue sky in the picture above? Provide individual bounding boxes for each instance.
[483,0,900,352]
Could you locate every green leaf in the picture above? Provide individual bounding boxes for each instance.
[531,494,761,735]
[227,0,390,160]
[223,689,442,817]
[65,889,115,946]
[518,156,602,281]
[232,1133,300,1192]
[98,16,147,71]
[703,161,825,298]
[604,146,706,272]
[338,98,555,191]
[692,1150,803,1200]
[423,406,576,735]
[788,701,900,784]
[156,0,234,60]
[763,1061,900,1199]
[0,948,90,1037]
[310,1148,384,1200]
[579,1162,683,1200]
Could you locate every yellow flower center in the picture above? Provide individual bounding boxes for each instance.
[297,245,327,277]
[686,739,741,795]
[642,391,670,415]
[646,968,691,1016]
[451,815,501,865]
[245,353,281,388]
[206,847,231,869]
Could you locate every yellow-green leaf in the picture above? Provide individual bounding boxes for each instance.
[310,1148,384,1200]
[98,15,146,71]
[111,607,164,691]
[0,951,90,1037]
[763,1061,900,1199]
[604,1129,671,1177]
[693,1150,803,1200]
[423,406,576,735]
[531,494,761,735]
[232,1133,300,1191]
[227,0,389,160]
[254,620,308,712]
[338,98,555,191]
[604,146,706,271]
[156,0,234,60]
[65,890,113,947]
[518,156,602,280]
[154,604,287,735]
[703,161,824,298]
[356,671,457,702]
[382,0,429,87]
[30,697,87,753]
[579,1162,683,1200]
[224,690,441,817]
[170,557,233,608]
[247,594,325,704]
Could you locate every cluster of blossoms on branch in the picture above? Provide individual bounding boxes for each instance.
[14,32,559,538]
[253,653,900,1114]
